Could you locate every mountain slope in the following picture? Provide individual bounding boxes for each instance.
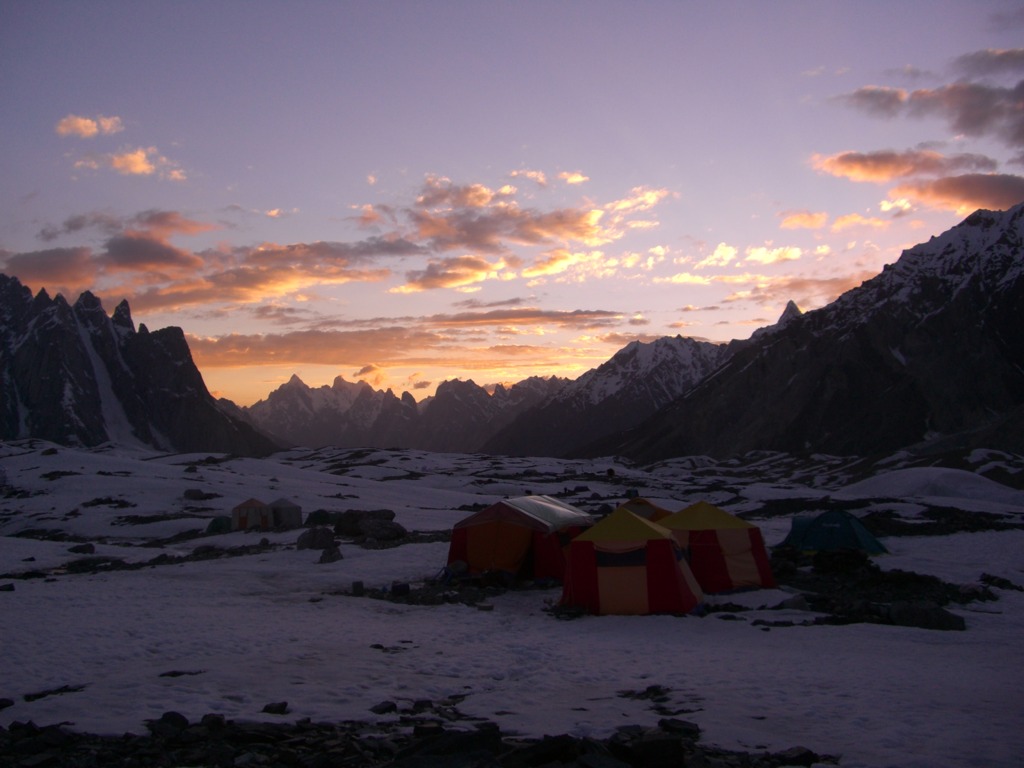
[483,335,736,457]
[608,203,1024,462]
[0,275,280,456]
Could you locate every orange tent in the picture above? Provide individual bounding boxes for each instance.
[659,501,776,593]
[560,508,703,615]
[447,495,592,581]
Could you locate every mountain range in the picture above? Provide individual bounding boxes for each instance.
[2,202,1022,459]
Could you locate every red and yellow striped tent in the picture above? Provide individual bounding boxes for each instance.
[560,508,703,615]
[659,501,776,593]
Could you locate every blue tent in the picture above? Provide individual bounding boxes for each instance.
[778,509,887,555]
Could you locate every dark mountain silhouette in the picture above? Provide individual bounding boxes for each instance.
[598,203,1024,462]
[0,275,279,456]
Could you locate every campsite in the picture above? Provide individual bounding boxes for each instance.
[1,442,1023,767]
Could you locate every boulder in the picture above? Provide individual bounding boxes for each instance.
[318,546,343,564]
[886,601,966,631]
[296,526,336,550]
[334,509,395,537]
[360,518,408,541]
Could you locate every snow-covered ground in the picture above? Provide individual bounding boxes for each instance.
[1,442,1022,767]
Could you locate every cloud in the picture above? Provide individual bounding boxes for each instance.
[653,272,711,286]
[452,296,527,310]
[426,307,623,330]
[744,245,803,265]
[405,177,667,254]
[779,210,829,230]
[952,48,1024,78]
[73,146,186,181]
[128,210,217,239]
[1,246,98,287]
[890,173,1024,212]
[720,270,879,309]
[836,85,906,117]
[392,255,513,293]
[38,209,215,242]
[694,242,738,269]
[831,213,889,232]
[812,149,998,182]
[188,327,446,368]
[55,114,124,138]
[596,332,666,346]
[838,76,1024,151]
[558,171,590,185]
[510,169,548,187]
[101,234,205,273]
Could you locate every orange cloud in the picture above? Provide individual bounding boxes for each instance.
[779,210,828,229]
[812,149,996,182]
[558,171,590,185]
[1,247,98,290]
[392,255,514,293]
[510,169,548,187]
[73,146,185,181]
[831,213,889,232]
[55,114,124,138]
[110,148,155,175]
[891,173,1024,213]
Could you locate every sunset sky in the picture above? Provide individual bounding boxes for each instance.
[3,2,1024,406]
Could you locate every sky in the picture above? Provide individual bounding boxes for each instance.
[2,443,1023,768]
[3,1,1024,406]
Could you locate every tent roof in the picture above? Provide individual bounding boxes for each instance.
[780,509,887,554]
[615,497,673,520]
[455,495,592,533]
[660,500,754,531]
[574,508,674,542]
[232,498,269,511]
[269,497,301,509]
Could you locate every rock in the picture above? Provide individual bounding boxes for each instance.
[886,601,966,631]
[146,711,189,737]
[333,509,395,537]
[370,700,398,714]
[200,713,226,730]
[0,697,14,710]
[318,546,343,564]
[297,526,336,550]
[774,745,820,766]
[0,583,14,592]
[262,701,289,715]
[358,518,407,541]
[68,542,95,554]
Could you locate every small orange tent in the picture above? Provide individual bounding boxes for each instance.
[447,495,592,581]
[659,501,775,593]
[231,498,273,531]
[560,508,703,615]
